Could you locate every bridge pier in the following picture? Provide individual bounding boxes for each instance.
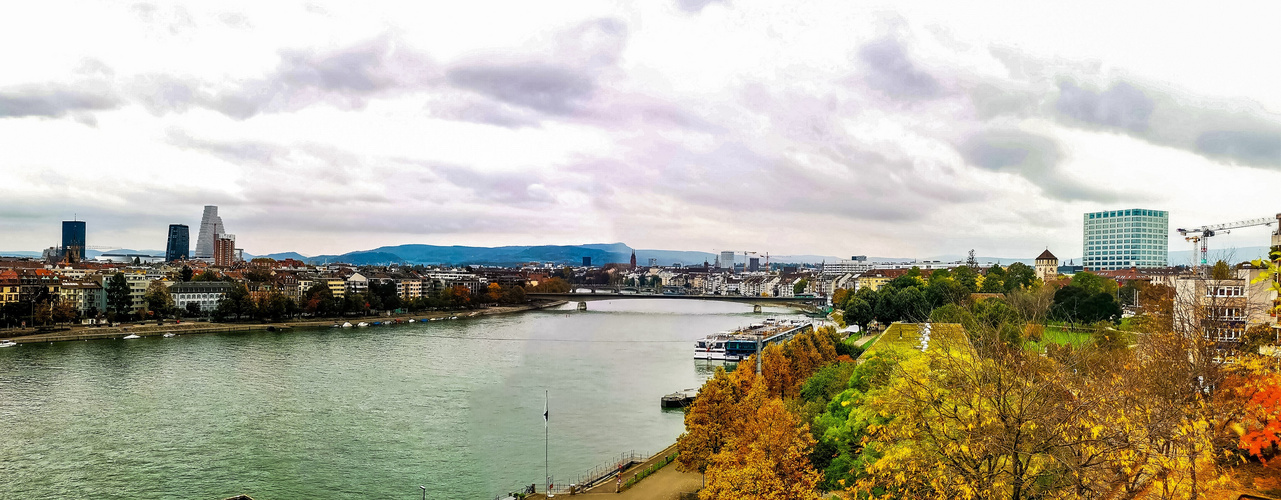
[577,301,587,311]
[753,304,762,313]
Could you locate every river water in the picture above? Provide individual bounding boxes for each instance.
[0,300,801,499]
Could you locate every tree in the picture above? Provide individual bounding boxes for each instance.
[831,288,852,309]
[953,265,979,293]
[185,301,202,317]
[106,273,132,318]
[701,394,821,500]
[1003,262,1037,291]
[180,265,194,282]
[52,300,78,324]
[34,301,53,326]
[1050,286,1121,324]
[794,279,810,295]
[980,264,1006,293]
[843,298,874,331]
[679,368,746,475]
[1210,260,1234,280]
[193,270,219,282]
[144,281,174,318]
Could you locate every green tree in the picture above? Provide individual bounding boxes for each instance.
[843,298,874,331]
[1210,260,1233,280]
[193,270,219,282]
[952,265,979,293]
[979,265,1006,293]
[185,301,202,317]
[180,265,194,282]
[144,281,175,318]
[1003,262,1037,291]
[794,278,810,295]
[106,273,132,317]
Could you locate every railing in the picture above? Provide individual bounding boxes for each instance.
[498,450,650,497]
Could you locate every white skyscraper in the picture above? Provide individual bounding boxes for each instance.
[194,205,225,259]
[719,250,735,271]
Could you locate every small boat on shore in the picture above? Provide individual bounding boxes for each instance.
[123,334,141,340]
[341,322,352,328]
[356,322,369,327]
[408,319,416,323]
[0,340,16,348]
[163,333,176,338]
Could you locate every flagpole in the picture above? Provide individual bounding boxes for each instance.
[545,389,549,495]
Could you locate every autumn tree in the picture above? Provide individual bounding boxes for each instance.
[701,385,820,500]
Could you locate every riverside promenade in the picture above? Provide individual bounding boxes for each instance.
[1,300,567,344]
[522,442,702,500]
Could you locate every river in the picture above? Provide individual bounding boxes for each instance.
[0,299,802,499]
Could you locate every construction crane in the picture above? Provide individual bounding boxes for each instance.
[1176,217,1276,272]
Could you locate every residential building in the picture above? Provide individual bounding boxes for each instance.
[1083,208,1168,271]
[821,259,876,276]
[213,234,236,267]
[59,281,104,316]
[0,270,19,304]
[194,205,225,259]
[165,224,189,262]
[62,220,86,263]
[1034,249,1058,282]
[1172,265,1276,343]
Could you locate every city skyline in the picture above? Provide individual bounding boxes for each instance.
[4,2,1281,257]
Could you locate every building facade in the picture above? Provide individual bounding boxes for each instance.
[62,221,86,263]
[165,224,190,262]
[168,282,233,313]
[719,251,735,271]
[1083,208,1169,271]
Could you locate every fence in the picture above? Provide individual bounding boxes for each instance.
[497,450,650,497]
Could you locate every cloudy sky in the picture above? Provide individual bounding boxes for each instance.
[4,1,1281,260]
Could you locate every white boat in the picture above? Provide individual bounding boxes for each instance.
[408,319,416,323]
[694,332,733,360]
[341,322,353,328]
[163,333,176,338]
[0,341,16,348]
[123,334,141,339]
[356,322,369,327]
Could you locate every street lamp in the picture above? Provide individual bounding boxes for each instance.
[420,485,426,500]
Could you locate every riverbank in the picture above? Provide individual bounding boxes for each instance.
[0,300,567,345]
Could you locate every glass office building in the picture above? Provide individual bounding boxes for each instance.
[1083,208,1168,270]
[166,224,190,262]
[61,220,86,262]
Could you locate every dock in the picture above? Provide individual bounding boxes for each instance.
[660,388,698,408]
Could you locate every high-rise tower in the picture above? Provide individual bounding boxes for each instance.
[194,206,225,259]
[1082,208,1168,270]
[166,224,190,262]
[61,220,86,263]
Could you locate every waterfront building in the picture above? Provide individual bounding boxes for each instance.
[0,270,18,305]
[59,281,105,316]
[168,281,234,313]
[62,220,86,263]
[1082,208,1169,271]
[194,205,225,259]
[1034,249,1058,282]
[165,224,190,262]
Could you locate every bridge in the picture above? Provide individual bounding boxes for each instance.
[527,292,825,311]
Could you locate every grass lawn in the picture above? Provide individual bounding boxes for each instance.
[1026,325,1092,351]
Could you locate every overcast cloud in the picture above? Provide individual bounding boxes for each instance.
[3,1,1281,259]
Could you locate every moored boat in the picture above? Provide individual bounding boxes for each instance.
[123,334,141,339]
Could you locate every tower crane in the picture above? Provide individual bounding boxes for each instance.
[1176,217,1276,272]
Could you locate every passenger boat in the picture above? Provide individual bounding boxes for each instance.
[123,334,141,339]
[694,332,732,360]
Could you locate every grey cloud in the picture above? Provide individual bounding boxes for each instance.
[858,38,941,100]
[1055,80,1154,133]
[1195,130,1281,166]
[167,129,287,164]
[447,64,595,115]
[676,0,722,13]
[960,129,1120,202]
[134,35,439,120]
[0,85,121,119]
